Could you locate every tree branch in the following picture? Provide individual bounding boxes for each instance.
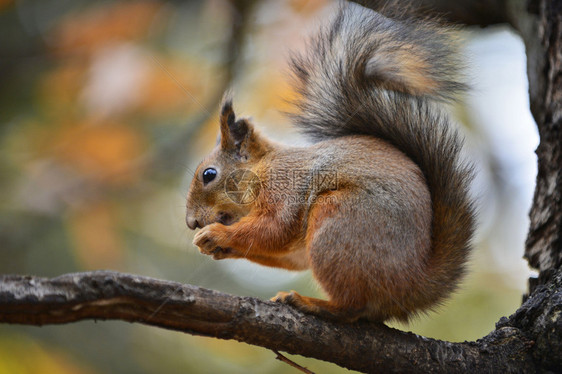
[1,1,561,372]
[350,0,509,26]
[2,270,558,373]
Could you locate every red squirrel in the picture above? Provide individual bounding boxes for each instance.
[185,4,475,322]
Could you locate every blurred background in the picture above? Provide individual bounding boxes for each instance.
[0,0,538,373]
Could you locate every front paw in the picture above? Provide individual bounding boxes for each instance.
[209,246,237,260]
[193,225,218,255]
[193,224,234,260]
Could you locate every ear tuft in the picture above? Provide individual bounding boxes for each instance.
[219,94,253,154]
[221,98,233,115]
[220,96,235,128]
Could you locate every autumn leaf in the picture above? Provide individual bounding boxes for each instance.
[51,120,146,186]
[66,201,124,270]
[0,0,13,12]
[51,1,162,56]
[0,336,97,374]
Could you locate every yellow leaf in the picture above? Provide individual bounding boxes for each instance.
[52,2,162,56]
[138,59,210,116]
[52,120,146,185]
[0,335,97,374]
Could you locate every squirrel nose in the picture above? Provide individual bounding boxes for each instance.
[186,215,200,230]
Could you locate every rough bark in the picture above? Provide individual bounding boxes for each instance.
[0,0,561,372]
[0,270,550,373]
[516,0,562,286]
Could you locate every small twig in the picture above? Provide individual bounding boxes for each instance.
[273,350,315,374]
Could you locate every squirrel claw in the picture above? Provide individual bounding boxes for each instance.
[210,246,234,260]
[271,290,297,304]
[193,226,238,260]
[193,224,227,258]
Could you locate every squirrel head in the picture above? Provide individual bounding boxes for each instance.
[185,97,271,230]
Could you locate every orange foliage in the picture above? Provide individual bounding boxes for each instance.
[39,55,209,119]
[38,2,214,122]
[38,63,87,116]
[0,336,97,374]
[0,0,13,12]
[261,72,298,113]
[67,202,124,270]
[52,1,162,56]
[138,59,208,116]
[52,120,146,185]
[288,0,329,14]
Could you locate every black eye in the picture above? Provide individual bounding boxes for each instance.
[202,168,217,184]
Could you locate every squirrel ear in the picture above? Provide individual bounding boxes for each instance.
[219,97,253,156]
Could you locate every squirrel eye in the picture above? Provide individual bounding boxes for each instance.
[202,168,217,184]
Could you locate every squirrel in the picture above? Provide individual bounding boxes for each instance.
[185,4,475,323]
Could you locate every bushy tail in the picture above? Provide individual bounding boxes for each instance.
[290,4,475,308]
